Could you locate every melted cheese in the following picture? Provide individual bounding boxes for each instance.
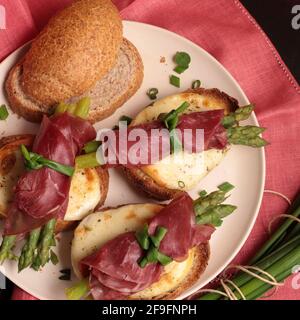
[0,150,101,221]
[71,204,197,299]
[131,92,228,190]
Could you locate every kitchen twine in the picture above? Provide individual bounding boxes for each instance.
[189,189,299,300]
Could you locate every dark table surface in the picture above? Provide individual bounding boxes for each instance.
[241,0,300,83]
[0,0,299,301]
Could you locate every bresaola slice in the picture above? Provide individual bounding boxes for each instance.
[102,109,227,168]
[4,113,96,235]
[80,194,215,300]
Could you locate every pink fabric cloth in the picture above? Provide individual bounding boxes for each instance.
[1,0,299,300]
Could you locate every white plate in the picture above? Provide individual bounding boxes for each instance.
[0,21,265,300]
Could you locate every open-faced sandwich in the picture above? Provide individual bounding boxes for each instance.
[93,87,267,200]
[67,184,237,300]
[5,0,143,123]
[0,98,108,271]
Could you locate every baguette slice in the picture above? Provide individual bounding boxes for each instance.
[0,135,109,233]
[122,88,239,200]
[72,203,209,300]
[5,38,143,123]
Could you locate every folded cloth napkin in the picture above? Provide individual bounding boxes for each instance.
[1,0,299,300]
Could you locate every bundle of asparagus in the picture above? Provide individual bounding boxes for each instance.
[198,189,300,300]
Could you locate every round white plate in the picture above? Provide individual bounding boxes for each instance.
[0,21,265,300]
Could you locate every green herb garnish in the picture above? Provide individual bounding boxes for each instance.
[192,80,201,89]
[147,88,159,100]
[170,75,181,88]
[20,145,74,177]
[0,104,9,120]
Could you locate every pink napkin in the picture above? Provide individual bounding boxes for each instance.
[1,0,299,300]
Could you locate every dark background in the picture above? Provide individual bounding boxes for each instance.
[0,0,299,301]
[241,0,300,82]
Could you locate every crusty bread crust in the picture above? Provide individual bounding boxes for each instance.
[22,0,123,105]
[0,134,109,233]
[123,88,239,200]
[5,38,143,123]
[150,243,210,300]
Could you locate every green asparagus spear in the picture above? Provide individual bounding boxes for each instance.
[193,186,237,226]
[227,126,268,147]
[18,228,41,272]
[0,235,17,264]
[31,219,56,270]
[222,105,254,128]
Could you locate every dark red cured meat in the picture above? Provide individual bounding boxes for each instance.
[4,113,96,235]
[81,232,163,300]
[102,110,227,168]
[148,193,215,261]
[80,194,215,300]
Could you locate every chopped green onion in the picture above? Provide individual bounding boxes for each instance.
[174,66,188,74]
[74,97,90,119]
[157,251,173,266]
[83,141,101,154]
[0,104,9,120]
[178,180,185,189]
[138,257,148,268]
[75,152,100,169]
[119,115,132,125]
[199,190,207,197]
[174,52,191,67]
[218,182,235,193]
[147,88,159,100]
[150,226,168,248]
[170,75,180,88]
[135,224,150,250]
[146,246,159,263]
[192,80,201,89]
[20,145,74,176]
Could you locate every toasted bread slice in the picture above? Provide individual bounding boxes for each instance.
[122,88,239,200]
[0,135,109,233]
[72,203,210,300]
[5,38,143,123]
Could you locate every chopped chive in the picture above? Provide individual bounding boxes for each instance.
[135,224,150,250]
[146,246,159,263]
[0,104,9,120]
[157,251,173,266]
[174,65,188,74]
[174,52,191,67]
[75,152,100,169]
[192,80,201,89]
[83,141,101,154]
[20,145,74,176]
[150,226,168,248]
[218,182,235,192]
[119,115,132,125]
[170,75,180,88]
[199,190,207,197]
[147,88,159,100]
[138,257,148,268]
[178,180,185,189]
